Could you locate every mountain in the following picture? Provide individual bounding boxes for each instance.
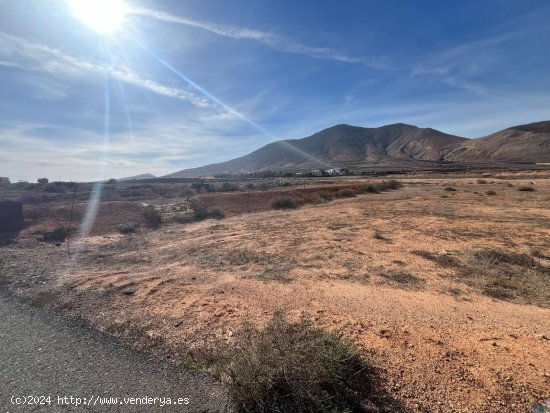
[445,121,550,163]
[118,173,156,181]
[165,123,467,177]
[165,121,550,178]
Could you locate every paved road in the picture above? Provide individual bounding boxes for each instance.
[0,291,230,412]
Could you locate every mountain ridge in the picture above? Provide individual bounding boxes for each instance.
[165,121,550,178]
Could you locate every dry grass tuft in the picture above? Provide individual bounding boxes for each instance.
[272,197,298,209]
[218,312,380,413]
[336,188,356,198]
[414,248,549,306]
[377,268,425,289]
[117,223,138,234]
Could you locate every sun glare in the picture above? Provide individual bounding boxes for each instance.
[67,0,128,34]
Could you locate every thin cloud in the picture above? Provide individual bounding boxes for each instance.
[0,59,24,69]
[411,23,547,95]
[0,33,211,108]
[131,7,388,68]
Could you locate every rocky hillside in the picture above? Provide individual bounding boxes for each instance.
[445,121,550,163]
[165,120,550,177]
[165,123,467,177]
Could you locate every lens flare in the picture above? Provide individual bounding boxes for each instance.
[66,0,128,34]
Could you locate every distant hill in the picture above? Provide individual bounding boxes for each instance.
[164,121,550,178]
[165,123,467,177]
[118,173,156,181]
[445,121,550,163]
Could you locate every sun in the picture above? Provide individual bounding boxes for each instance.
[66,0,128,34]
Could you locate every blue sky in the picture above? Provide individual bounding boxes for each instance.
[1,0,549,181]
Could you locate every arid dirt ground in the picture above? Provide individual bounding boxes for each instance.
[1,172,549,413]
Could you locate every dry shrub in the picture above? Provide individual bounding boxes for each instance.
[372,230,385,240]
[377,268,424,289]
[272,197,298,209]
[517,186,535,192]
[361,184,380,194]
[434,254,461,267]
[415,248,549,306]
[207,208,225,220]
[37,226,67,243]
[374,180,403,192]
[486,190,497,196]
[117,223,137,234]
[190,199,208,220]
[458,249,548,304]
[318,191,335,201]
[477,179,487,184]
[173,214,194,224]
[444,187,457,192]
[219,312,377,413]
[144,205,161,228]
[336,188,356,198]
[470,249,537,267]
[360,180,402,193]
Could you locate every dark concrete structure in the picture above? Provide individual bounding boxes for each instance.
[0,200,24,233]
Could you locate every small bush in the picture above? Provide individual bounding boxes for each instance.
[361,184,380,194]
[144,205,161,228]
[372,230,385,240]
[417,248,548,306]
[336,188,356,198]
[38,226,67,243]
[221,182,239,192]
[117,223,137,234]
[412,250,460,267]
[360,180,402,193]
[190,199,208,221]
[517,186,535,192]
[37,177,49,184]
[477,179,487,184]
[378,269,424,288]
[43,183,66,193]
[173,214,194,224]
[318,191,335,200]
[272,197,298,209]
[471,249,537,267]
[384,179,403,190]
[207,208,225,220]
[486,190,497,196]
[220,313,373,413]
[444,187,457,192]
